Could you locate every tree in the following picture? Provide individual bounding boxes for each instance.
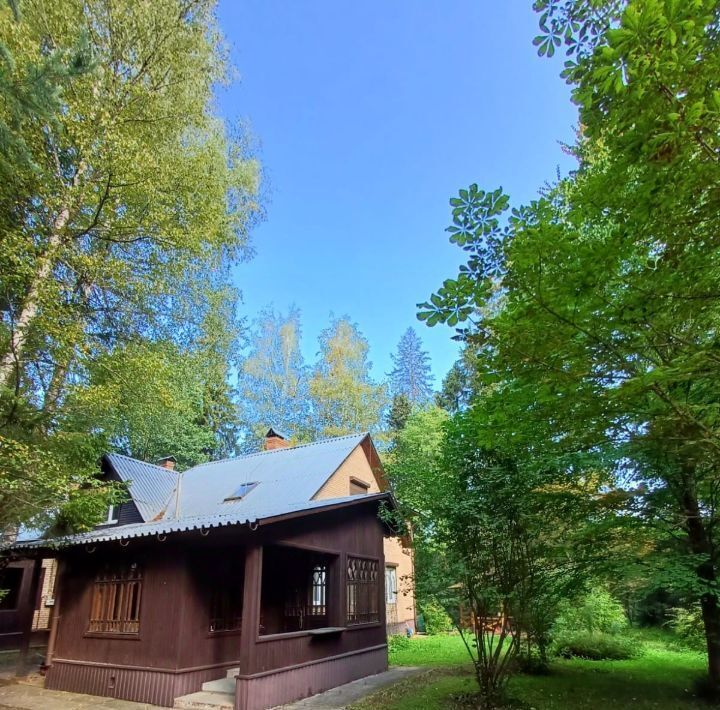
[419,0,720,693]
[435,357,472,413]
[65,343,220,471]
[309,317,387,439]
[389,327,434,405]
[238,306,310,448]
[386,394,412,434]
[0,0,259,530]
[389,404,608,705]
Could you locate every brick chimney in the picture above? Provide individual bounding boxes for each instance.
[264,427,290,451]
[156,456,177,471]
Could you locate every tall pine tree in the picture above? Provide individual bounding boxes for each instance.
[389,327,434,405]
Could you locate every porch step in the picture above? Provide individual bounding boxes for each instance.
[202,677,236,693]
[173,690,234,710]
[226,666,239,679]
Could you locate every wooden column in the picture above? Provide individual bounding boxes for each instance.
[238,543,262,675]
[16,557,42,676]
[236,543,262,710]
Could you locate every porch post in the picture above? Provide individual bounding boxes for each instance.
[16,557,42,676]
[238,544,262,671]
[236,543,262,710]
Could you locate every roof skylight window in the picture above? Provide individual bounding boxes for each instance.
[224,482,259,501]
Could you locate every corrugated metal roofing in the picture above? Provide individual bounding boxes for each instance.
[176,433,367,519]
[10,433,377,551]
[104,453,179,522]
[12,493,391,550]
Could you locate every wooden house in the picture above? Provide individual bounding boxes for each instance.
[8,431,415,709]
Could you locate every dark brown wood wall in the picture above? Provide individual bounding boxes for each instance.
[46,500,388,706]
[52,545,186,669]
[242,505,387,676]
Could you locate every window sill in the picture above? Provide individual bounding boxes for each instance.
[307,626,345,636]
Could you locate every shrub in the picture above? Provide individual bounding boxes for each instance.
[551,631,638,661]
[420,598,454,634]
[554,588,628,636]
[387,634,412,653]
[666,606,706,651]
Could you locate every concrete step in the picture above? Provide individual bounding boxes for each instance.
[226,666,239,679]
[173,690,234,710]
[202,676,235,693]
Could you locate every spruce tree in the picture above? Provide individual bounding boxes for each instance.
[388,327,434,405]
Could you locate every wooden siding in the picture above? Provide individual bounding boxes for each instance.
[235,645,387,710]
[46,659,238,707]
[46,500,390,708]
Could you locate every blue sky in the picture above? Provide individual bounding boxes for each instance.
[215,1,578,387]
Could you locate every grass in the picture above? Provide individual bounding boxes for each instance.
[352,631,709,709]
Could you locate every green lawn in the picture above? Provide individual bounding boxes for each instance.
[353,633,709,709]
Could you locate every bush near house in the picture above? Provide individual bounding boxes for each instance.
[419,598,454,635]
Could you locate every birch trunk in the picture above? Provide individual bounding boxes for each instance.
[0,205,70,388]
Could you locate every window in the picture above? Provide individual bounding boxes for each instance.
[224,482,259,501]
[0,567,24,611]
[101,504,118,525]
[349,477,370,496]
[259,546,332,635]
[346,557,379,625]
[88,563,142,634]
[385,566,397,605]
[310,564,327,616]
[209,584,243,633]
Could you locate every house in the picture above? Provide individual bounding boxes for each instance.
[7,431,415,709]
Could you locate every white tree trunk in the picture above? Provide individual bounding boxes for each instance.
[0,206,70,389]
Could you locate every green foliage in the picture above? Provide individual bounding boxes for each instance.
[387,634,412,653]
[375,632,707,710]
[667,606,706,652]
[389,327,434,405]
[0,0,258,530]
[434,357,472,413]
[419,0,720,692]
[309,317,387,439]
[420,598,454,635]
[554,589,629,636]
[237,306,310,449]
[387,394,412,434]
[552,631,638,661]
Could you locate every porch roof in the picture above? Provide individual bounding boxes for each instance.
[10,492,394,551]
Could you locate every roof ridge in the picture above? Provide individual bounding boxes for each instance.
[184,432,369,472]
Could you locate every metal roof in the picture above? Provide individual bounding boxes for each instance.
[12,493,392,550]
[176,433,367,519]
[104,453,179,522]
[10,433,379,551]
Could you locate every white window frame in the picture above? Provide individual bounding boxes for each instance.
[104,504,118,525]
[385,565,397,604]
